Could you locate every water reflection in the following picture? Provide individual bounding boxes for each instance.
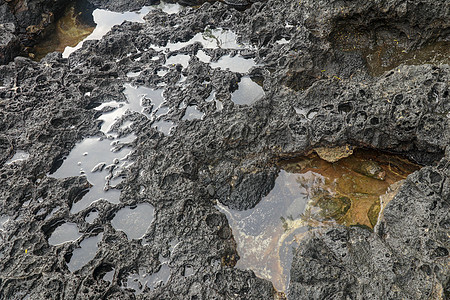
[281,149,420,227]
[211,55,257,73]
[231,76,265,105]
[155,28,246,52]
[125,263,171,294]
[85,210,99,223]
[48,222,82,245]
[50,135,135,214]
[68,233,103,272]
[59,3,182,57]
[218,170,308,292]
[182,106,205,121]
[219,149,420,292]
[111,203,154,240]
[32,1,95,60]
[5,150,30,165]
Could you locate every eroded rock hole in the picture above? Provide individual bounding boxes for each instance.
[219,148,421,293]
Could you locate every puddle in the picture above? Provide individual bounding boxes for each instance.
[183,265,194,277]
[196,50,211,63]
[50,135,134,214]
[151,27,258,76]
[231,77,265,105]
[157,69,169,77]
[210,55,257,73]
[103,268,115,282]
[48,222,82,246]
[276,38,290,45]
[31,1,95,60]
[126,71,142,78]
[111,203,154,240]
[62,3,182,57]
[125,263,171,294]
[0,216,10,235]
[68,233,103,272]
[156,28,245,52]
[50,81,173,214]
[154,106,169,117]
[168,239,179,252]
[182,106,205,121]
[122,83,165,121]
[205,91,223,111]
[5,151,30,165]
[165,54,190,68]
[44,207,60,220]
[219,149,419,292]
[218,171,308,292]
[281,149,420,227]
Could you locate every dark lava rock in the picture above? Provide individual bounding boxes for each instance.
[0,0,448,299]
[0,23,19,67]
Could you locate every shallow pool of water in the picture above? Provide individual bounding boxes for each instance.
[151,120,176,135]
[218,170,308,292]
[68,233,103,272]
[218,149,420,292]
[62,3,182,57]
[182,106,205,121]
[5,151,30,165]
[122,83,165,120]
[85,210,99,223]
[231,77,265,105]
[125,263,171,294]
[48,222,82,246]
[155,28,246,52]
[103,268,115,283]
[111,203,154,240]
[165,54,190,68]
[211,55,257,73]
[50,135,134,214]
[0,215,10,232]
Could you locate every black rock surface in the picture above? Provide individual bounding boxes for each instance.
[0,0,449,299]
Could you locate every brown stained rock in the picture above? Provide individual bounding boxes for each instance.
[313,145,354,163]
[280,149,419,228]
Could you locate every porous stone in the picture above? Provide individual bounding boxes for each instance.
[0,0,448,299]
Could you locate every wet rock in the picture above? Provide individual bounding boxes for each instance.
[313,145,353,163]
[0,0,448,298]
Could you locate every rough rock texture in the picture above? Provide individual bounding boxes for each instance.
[0,0,256,63]
[290,161,450,299]
[0,0,449,299]
[0,23,20,64]
[0,0,73,61]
